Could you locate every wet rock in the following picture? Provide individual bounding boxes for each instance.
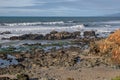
[0,31,11,35]
[17,74,29,80]
[0,54,7,59]
[9,36,19,40]
[23,43,41,46]
[45,31,80,40]
[50,30,58,34]
[8,31,80,40]
[30,48,80,67]
[10,34,44,40]
[9,64,25,69]
[83,31,96,38]
[14,54,25,62]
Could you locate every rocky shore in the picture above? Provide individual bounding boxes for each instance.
[2,30,97,40]
[0,30,120,80]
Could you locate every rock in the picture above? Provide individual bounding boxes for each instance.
[17,74,29,80]
[45,31,80,40]
[66,78,74,80]
[31,48,80,67]
[23,43,41,46]
[0,77,10,80]
[84,31,96,38]
[34,34,44,40]
[50,30,58,34]
[10,34,44,40]
[9,64,25,69]
[0,54,7,59]
[72,31,80,38]
[40,77,58,80]
[8,31,80,40]
[14,54,25,62]
[0,31,11,35]
[9,36,19,40]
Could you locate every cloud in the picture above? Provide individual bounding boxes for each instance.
[36,0,78,4]
[0,0,120,16]
[0,0,35,7]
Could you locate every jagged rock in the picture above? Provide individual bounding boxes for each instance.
[84,31,96,38]
[7,31,80,40]
[0,31,11,35]
[45,31,80,40]
[0,54,7,59]
[10,34,44,40]
[50,30,58,34]
[17,74,29,80]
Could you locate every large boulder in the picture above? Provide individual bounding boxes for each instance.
[0,31,11,35]
[45,31,80,40]
[17,74,29,80]
[10,34,44,40]
[9,36,19,40]
[50,30,58,34]
[84,31,96,38]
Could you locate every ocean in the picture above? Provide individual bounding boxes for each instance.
[0,17,120,39]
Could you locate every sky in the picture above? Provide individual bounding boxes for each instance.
[0,0,120,16]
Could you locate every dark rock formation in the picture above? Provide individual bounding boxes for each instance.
[10,34,44,40]
[30,49,80,67]
[7,31,80,40]
[0,31,11,35]
[45,31,80,40]
[17,74,29,80]
[83,31,96,38]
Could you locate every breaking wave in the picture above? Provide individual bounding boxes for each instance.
[0,21,65,26]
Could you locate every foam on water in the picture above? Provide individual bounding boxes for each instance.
[0,20,120,40]
[0,24,84,32]
[0,24,85,39]
[1,21,65,26]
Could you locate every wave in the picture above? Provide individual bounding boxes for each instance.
[0,24,85,33]
[0,24,85,40]
[0,21,65,26]
[100,20,120,24]
[0,24,120,39]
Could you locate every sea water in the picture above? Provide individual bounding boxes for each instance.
[0,17,120,39]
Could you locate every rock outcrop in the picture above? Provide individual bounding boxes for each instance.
[84,31,96,38]
[4,31,80,40]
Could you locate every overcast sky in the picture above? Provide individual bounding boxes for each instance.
[0,0,119,16]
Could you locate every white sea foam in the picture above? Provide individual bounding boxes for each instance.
[0,24,85,33]
[3,21,65,26]
[0,24,85,39]
[0,23,119,39]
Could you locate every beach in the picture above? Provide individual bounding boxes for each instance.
[0,17,120,80]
